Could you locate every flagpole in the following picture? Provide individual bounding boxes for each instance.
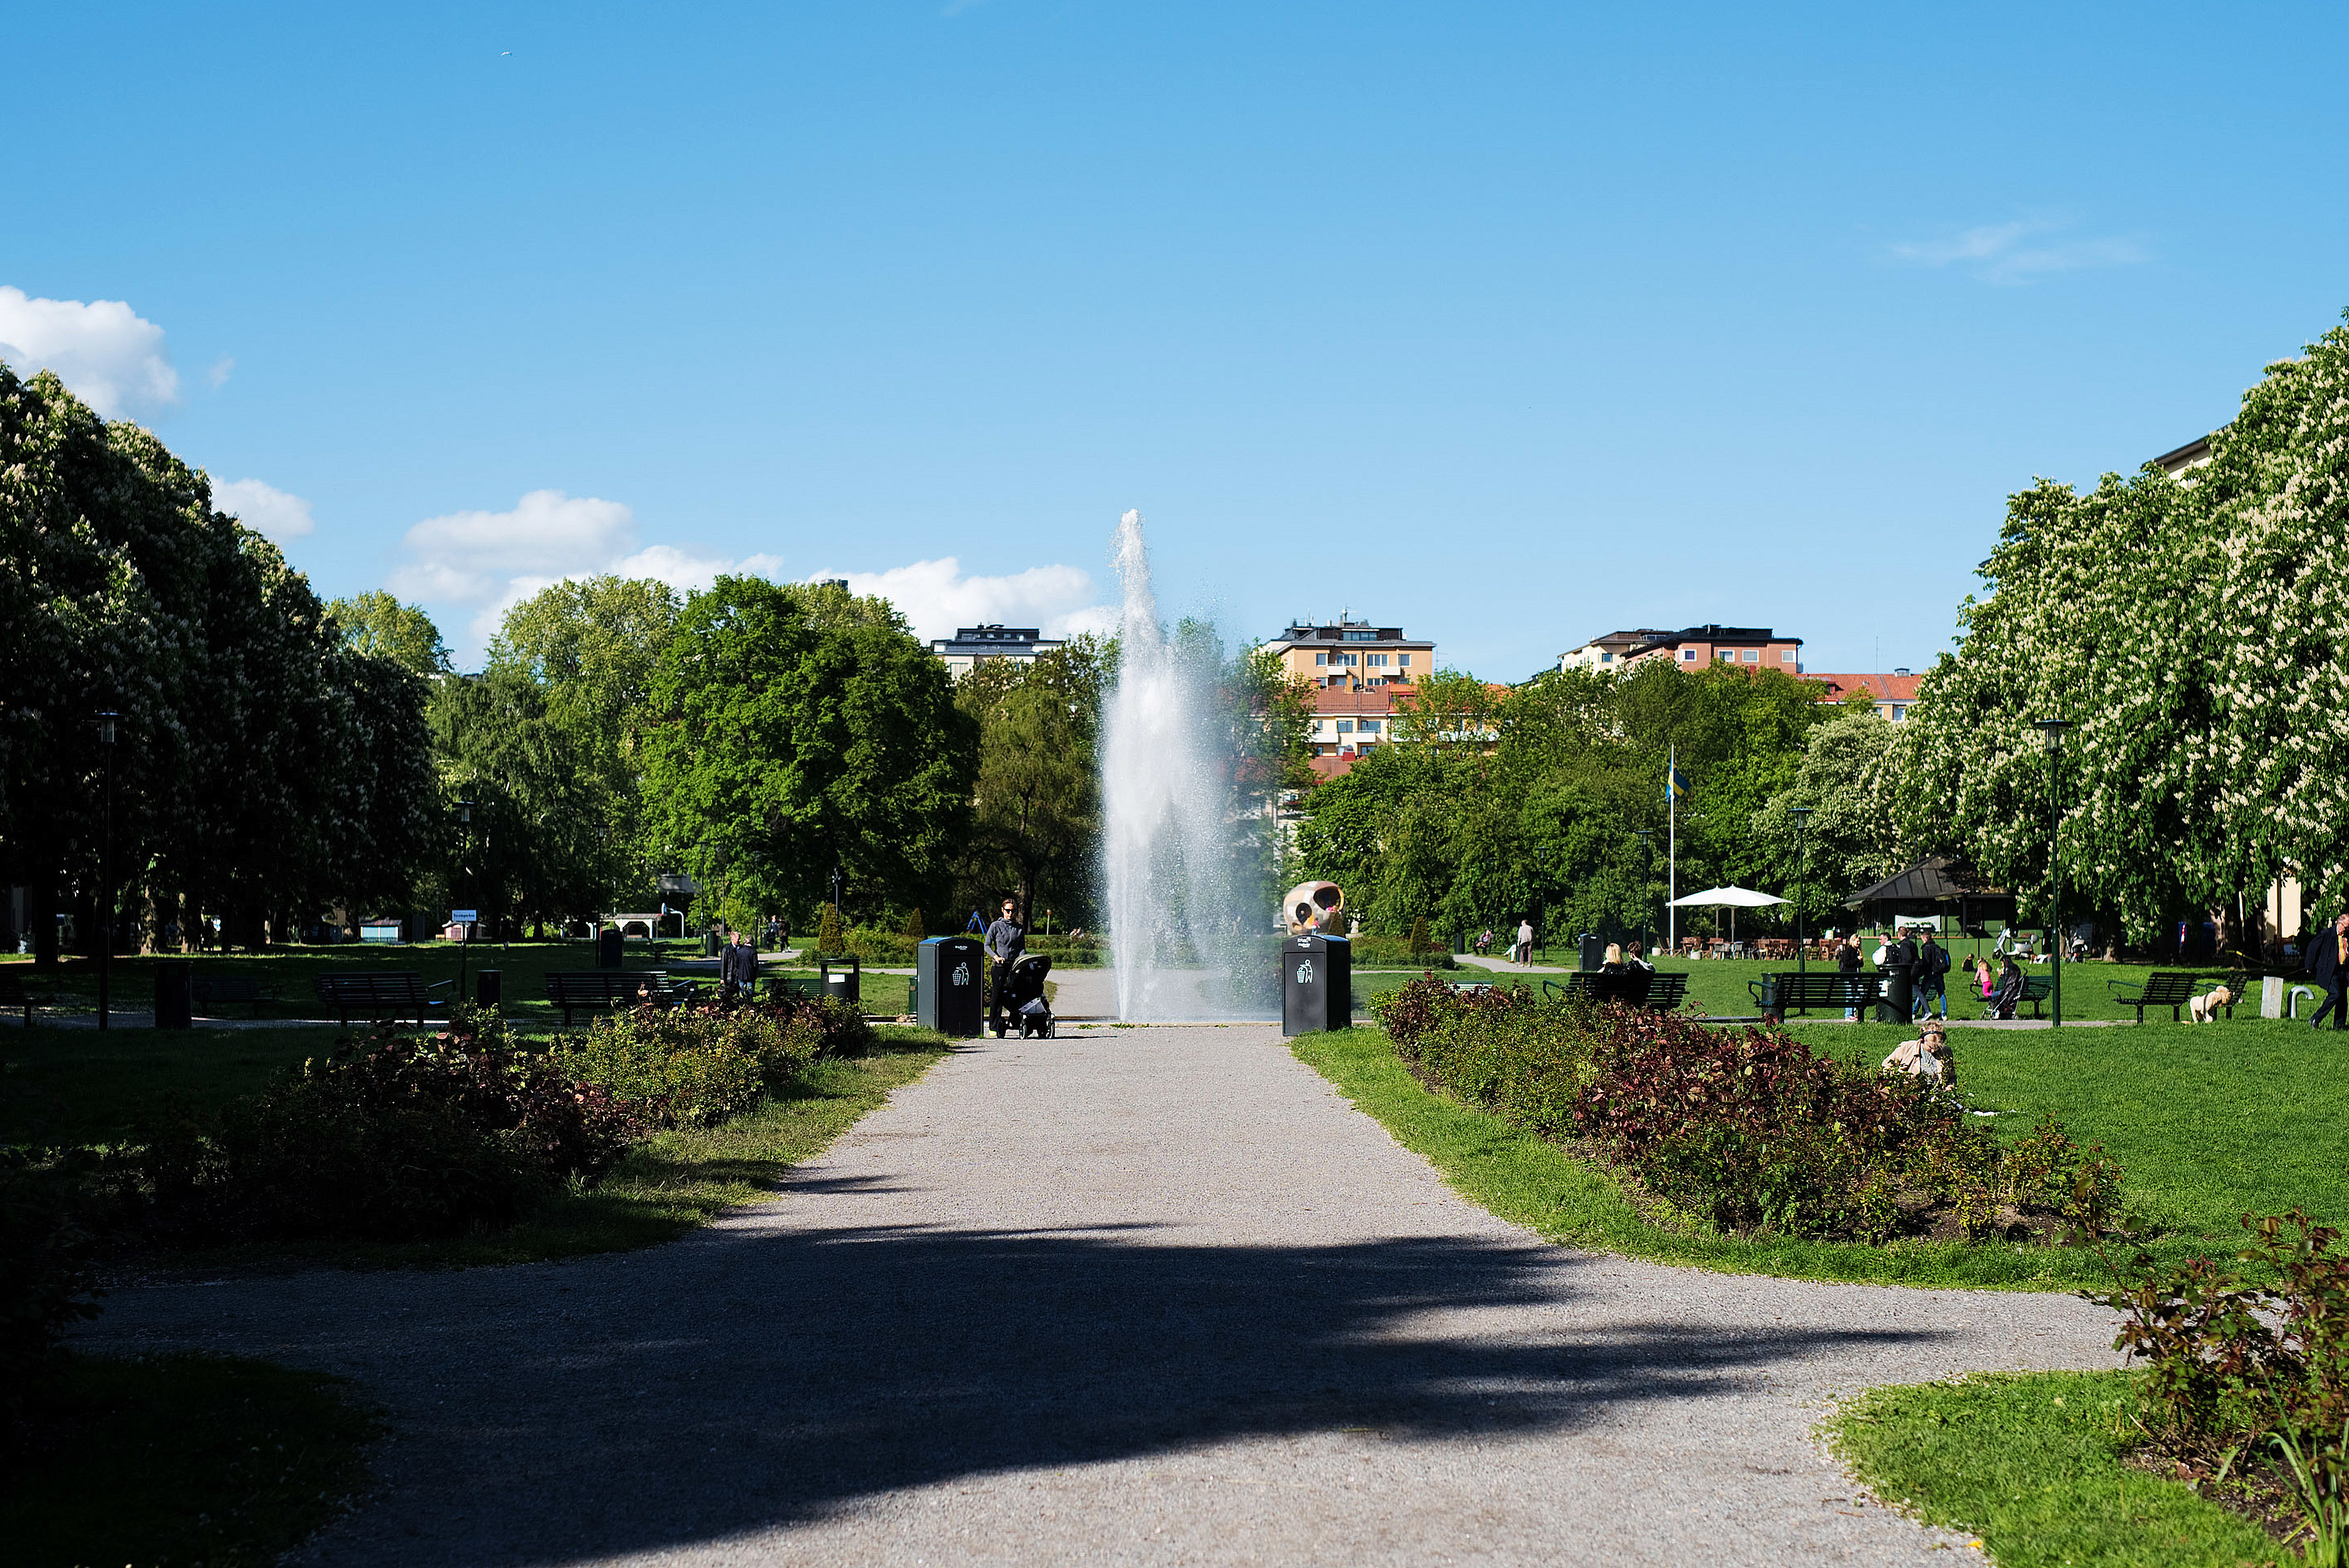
[1667,745,1677,954]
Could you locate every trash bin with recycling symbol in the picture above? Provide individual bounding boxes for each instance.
[1282,933,1352,1036]
[916,935,984,1038]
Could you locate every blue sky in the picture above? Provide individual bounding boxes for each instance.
[6,1,2345,674]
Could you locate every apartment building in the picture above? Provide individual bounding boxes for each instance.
[1263,619,1434,690]
[1807,670,1923,722]
[928,624,1065,678]
[1557,625,1803,675]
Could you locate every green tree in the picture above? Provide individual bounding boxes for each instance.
[327,591,450,677]
[957,637,1108,924]
[640,577,978,920]
[1751,708,1903,930]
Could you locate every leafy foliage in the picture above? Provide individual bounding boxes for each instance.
[0,1147,102,1445]
[554,995,872,1128]
[2101,1211,2349,1551]
[1372,977,2120,1244]
[134,1020,643,1242]
[641,577,977,923]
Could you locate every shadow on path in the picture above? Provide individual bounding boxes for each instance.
[247,1219,1947,1565]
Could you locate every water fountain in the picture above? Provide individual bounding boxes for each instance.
[1099,510,1248,1020]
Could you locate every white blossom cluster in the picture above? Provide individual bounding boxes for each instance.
[1887,316,2349,943]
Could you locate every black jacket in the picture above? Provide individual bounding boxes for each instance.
[722,942,758,987]
[2313,931,2345,986]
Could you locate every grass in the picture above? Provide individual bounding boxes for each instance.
[1828,1371,2285,1568]
[1288,1015,2349,1290]
[0,1016,951,1270]
[1,1352,379,1568]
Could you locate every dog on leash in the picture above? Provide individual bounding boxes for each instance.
[2188,985,2234,1024]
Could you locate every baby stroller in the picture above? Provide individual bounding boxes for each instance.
[1000,951,1055,1038]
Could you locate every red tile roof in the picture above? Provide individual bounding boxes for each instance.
[1806,672,1923,703]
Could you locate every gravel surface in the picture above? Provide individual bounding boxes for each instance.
[82,1022,2123,1565]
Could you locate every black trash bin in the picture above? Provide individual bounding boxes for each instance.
[1282,934,1352,1036]
[1578,932,1604,973]
[595,926,623,969]
[477,969,502,1008]
[819,955,861,1007]
[917,937,983,1037]
[153,959,192,1030]
[1878,961,1915,1024]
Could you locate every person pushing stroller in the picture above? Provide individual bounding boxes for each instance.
[985,896,1026,1037]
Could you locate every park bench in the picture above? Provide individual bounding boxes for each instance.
[193,973,276,1017]
[544,970,699,1025]
[0,969,59,1026]
[1541,971,1691,1011]
[1748,971,1884,1020]
[313,971,452,1027]
[2108,971,2202,1024]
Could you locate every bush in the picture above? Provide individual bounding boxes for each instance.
[136,1021,644,1243]
[843,926,916,965]
[1345,934,1456,969]
[903,908,926,944]
[817,903,843,956]
[2101,1211,2349,1552]
[554,995,876,1129]
[1408,916,1434,954]
[1371,977,2120,1245]
[0,1148,101,1445]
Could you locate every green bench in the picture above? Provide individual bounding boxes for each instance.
[314,972,452,1026]
[544,970,699,1025]
[2108,971,2201,1024]
[1748,971,1884,1020]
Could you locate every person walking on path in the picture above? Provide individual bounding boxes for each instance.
[721,928,759,1001]
[1514,917,1534,965]
[2309,912,2349,1030]
[1838,934,1864,1020]
[1912,931,1950,1021]
[985,897,1026,1037]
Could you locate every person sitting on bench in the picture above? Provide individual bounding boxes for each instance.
[1987,956,2023,1020]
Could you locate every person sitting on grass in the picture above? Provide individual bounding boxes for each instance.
[1882,1022,1955,1086]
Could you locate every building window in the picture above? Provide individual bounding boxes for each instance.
[1681,649,1697,662]
[1360,719,1380,733]
[1719,650,1736,662]
[1598,652,1613,663]
[1335,720,1354,733]
[1399,654,1412,668]
[1368,653,1388,667]
[1315,652,1327,666]
[1338,653,1357,666]
[1744,649,1758,662]
[1892,704,1907,720]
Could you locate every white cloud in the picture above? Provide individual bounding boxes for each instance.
[211,477,315,541]
[0,284,181,418]
[392,489,636,601]
[205,355,235,389]
[815,557,1113,643]
[465,544,786,648]
[1888,221,2147,286]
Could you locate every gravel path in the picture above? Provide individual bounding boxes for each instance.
[83,1022,2122,1565]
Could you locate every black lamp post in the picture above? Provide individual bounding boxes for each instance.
[97,711,117,1031]
[457,798,475,996]
[2034,719,2073,1028]
[1790,806,1813,977]
[1634,830,1654,957]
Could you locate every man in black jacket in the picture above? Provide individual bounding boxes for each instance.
[985,897,1025,1037]
[1913,930,1951,1021]
[722,929,758,1000]
[2309,913,2349,1030]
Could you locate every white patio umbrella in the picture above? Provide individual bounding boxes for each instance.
[1667,885,1787,950]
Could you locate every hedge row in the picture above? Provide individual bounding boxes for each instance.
[1371,977,2119,1245]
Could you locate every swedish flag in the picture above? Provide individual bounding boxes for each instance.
[1666,755,1691,802]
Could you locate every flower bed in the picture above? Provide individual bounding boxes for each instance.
[1370,977,2118,1244]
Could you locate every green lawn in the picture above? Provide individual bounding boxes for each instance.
[1829,1372,2284,1568]
[0,938,934,1028]
[1,1353,379,1568]
[1290,1016,2349,1290]
[1,1018,951,1269]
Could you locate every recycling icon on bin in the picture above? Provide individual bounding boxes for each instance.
[953,963,971,987]
[1295,961,1314,985]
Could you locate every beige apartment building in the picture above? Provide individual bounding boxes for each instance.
[1557,624,1803,674]
[1262,619,1434,689]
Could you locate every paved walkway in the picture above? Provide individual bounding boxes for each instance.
[82,1024,2122,1565]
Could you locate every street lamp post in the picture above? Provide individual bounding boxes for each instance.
[1790,806,1813,977]
[2034,719,2074,1028]
[97,711,117,1031]
[457,798,475,998]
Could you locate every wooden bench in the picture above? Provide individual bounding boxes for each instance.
[1541,971,1691,1011]
[193,973,276,1016]
[314,971,452,1026]
[544,971,699,1025]
[1748,971,1884,1020]
[2108,971,2201,1024]
[0,969,59,1026]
